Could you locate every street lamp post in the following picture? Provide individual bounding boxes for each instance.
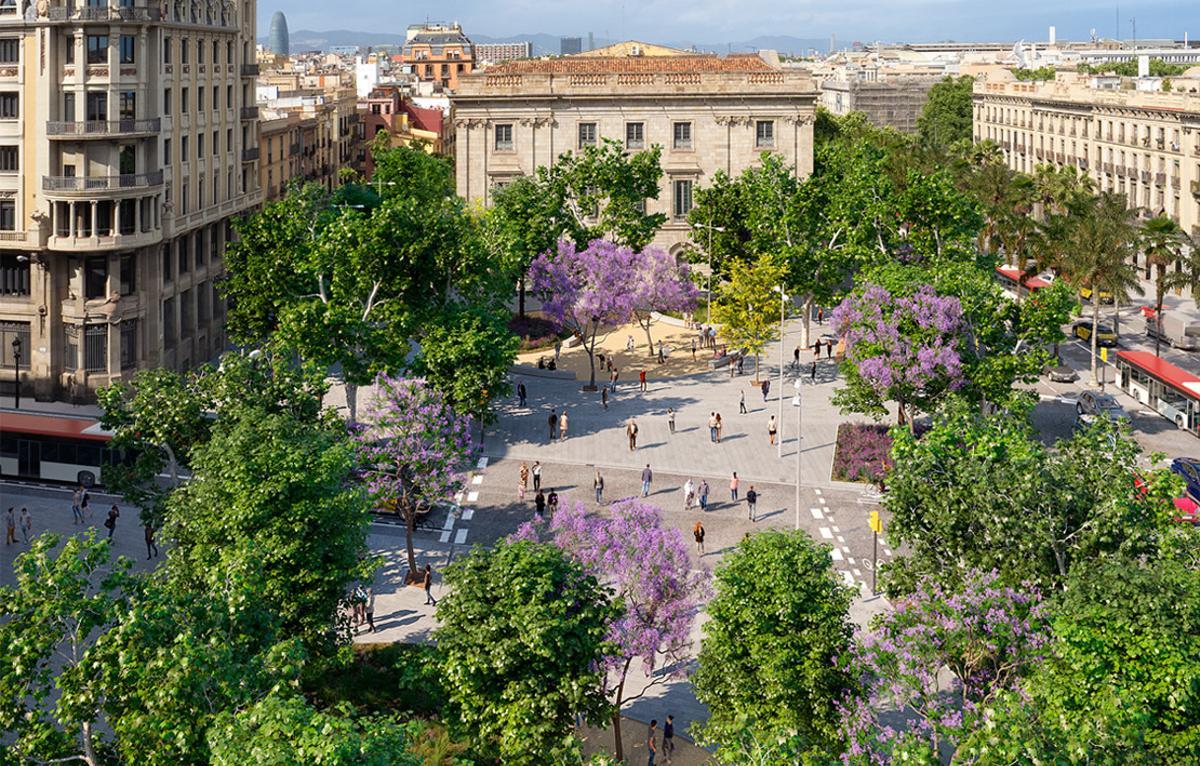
[793,378,802,531]
[690,221,725,323]
[11,336,21,409]
[774,285,787,458]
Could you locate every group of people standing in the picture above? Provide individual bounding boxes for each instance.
[517,460,560,516]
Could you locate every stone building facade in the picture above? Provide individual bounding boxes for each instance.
[820,76,941,133]
[0,0,262,403]
[451,48,818,253]
[973,72,1200,239]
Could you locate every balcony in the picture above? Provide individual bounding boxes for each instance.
[241,146,259,162]
[46,118,161,138]
[45,5,161,21]
[43,171,163,194]
[240,106,259,120]
[241,63,260,76]
[1155,172,1166,186]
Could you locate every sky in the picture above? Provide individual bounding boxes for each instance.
[261,0,1199,45]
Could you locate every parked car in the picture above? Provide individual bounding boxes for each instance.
[1145,313,1200,351]
[1076,390,1127,423]
[1171,457,1200,501]
[1045,363,1078,383]
[1079,286,1114,304]
[1073,321,1118,347]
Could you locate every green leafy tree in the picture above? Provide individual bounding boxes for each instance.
[711,253,786,382]
[549,138,667,249]
[883,402,1178,595]
[917,75,975,151]
[685,169,755,282]
[482,175,573,317]
[165,409,372,649]
[414,305,519,425]
[0,531,133,766]
[436,541,616,764]
[693,530,855,762]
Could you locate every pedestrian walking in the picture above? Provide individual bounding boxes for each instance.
[594,469,605,504]
[811,359,818,382]
[554,339,562,362]
[640,369,648,392]
[518,463,529,501]
[647,720,659,766]
[737,355,745,375]
[768,415,778,446]
[683,478,695,510]
[548,408,558,441]
[104,505,120,540]
[532,460,542,491]
[423,564,437,606]
[19,507,32,543]
[691,338,697,359]
[827,341,834,359]
[697,326,706,350]
[602,385,609,409]
[761,379,770,401]
[611,367,619,392]
[351,584,367,629]
[708,326,717,348]
[813,338,822,358]
[547,490,559,514]
[707,412,718,443]
[663,715,676,763]
[817,306,825,324]
[559,410,569,440]
[627,418,639,451]
[80,487,91,520]
[693,522,706,555]
[794,346,801,366]
[641,464,653,497]
[71,486,84,525]
[535,489,546,516]
[144,521,158,559]
[730,472,740,501]
[715,412,724,443]
[626,335,636,352]
[364,586,376,633]
[4,507,15,545]
[517,381,527,407]
[739,390,747,414]
[667,408,676,435]
[746,486,759,522]
[729,357,736,378]
[699,480,710,511]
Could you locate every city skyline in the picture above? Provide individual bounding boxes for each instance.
[259,0,1198,47]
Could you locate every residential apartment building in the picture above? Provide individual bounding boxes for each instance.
[358,87,444,175]
[0,0,261,403]
[401,23,474,92]
[260,113,300,200]
[820,76,941,133]
[257,84,359,191]
[973,72,1200,239]
[451,44,818,253]
[475,41,532,66]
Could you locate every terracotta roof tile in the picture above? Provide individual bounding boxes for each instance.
[485,53,774,76]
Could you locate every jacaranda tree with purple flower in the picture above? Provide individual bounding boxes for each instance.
[528,239,641,389]
[630,247,700,357]
[832,283,966,428]
[513,498,710,762]
[838,569,1049,766]
[356,374,475,583]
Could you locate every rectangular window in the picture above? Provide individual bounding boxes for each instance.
[119,90,135,121]
[494,123,513,151]
[578,122,597,148]
[0,146,16,172]
[181,87,188,113]
[0,92,16,119]
[196,39,204,64]
[673,179,693,218]
[197,87,204,111]
[625,122,644,150]
[0,38,17,63]
[120,319,137,369]
[85,256,107,299]
[180,39,188,64]
[197,280,209,322]
[180,288,193,337]
[0,321,31,368]
[65,34,75,64]
[178,235,189,273]
[673,122,692,150]
[226,85,233,109]
[212,129,218,156]
[163,36,171,64]
[86,34,108,65]
[84,324,107,371]
[0,253,30,296]
[181,135,188,161]
[86,91,106,121]
[119,35,135,64]
[197,133,204,157]
[755,120,775,148]
[0,199,13,231]
[63,92,75,122]
[162,297,175,348]
[163,137,171,166]
[161,244,171,283]
[119,253,135,295]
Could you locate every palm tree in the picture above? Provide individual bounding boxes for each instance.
[1059,193,1143,384]
[1142,215,1190,355]
[1033,164,1096,219]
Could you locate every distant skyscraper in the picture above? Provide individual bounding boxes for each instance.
[561,36,582,55]
[268,10,289,55]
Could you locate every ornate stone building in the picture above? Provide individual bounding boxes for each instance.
[0,0,261,402]
[451,44,818,253]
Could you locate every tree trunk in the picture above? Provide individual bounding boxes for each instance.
[81,720,98,766]
[345,382,359,423]
[1113,295,1121,340]
[585,325,598,390]
[754,353,760,384]
[611,710,624,762]
[1155,270,1165,357]
[800,297,813,348]
[639,313,655,357]
[404,499,418,584]
[1091,295,1101,386]
[518,275,526,318]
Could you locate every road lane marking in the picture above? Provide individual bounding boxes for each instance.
[461,508,474,521]
[831,548,844,561]
[810,507,824,519]
[476,457,489,469]
[454,529,468,545]
[467,491,479,502]
[439,530,451,543]
[472,475,483,485]
[820,527,833,539]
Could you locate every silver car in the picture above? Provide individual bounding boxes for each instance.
[1076,390,1127,423]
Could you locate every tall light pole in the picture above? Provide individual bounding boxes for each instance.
[690,221,725,323]
[793,378,802,530]
[11,335,20,409]
[773,285,788,458]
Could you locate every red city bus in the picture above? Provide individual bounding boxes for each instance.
[0,409,116,486]
[994,266,1050,300]
[1115,350,1200,435]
